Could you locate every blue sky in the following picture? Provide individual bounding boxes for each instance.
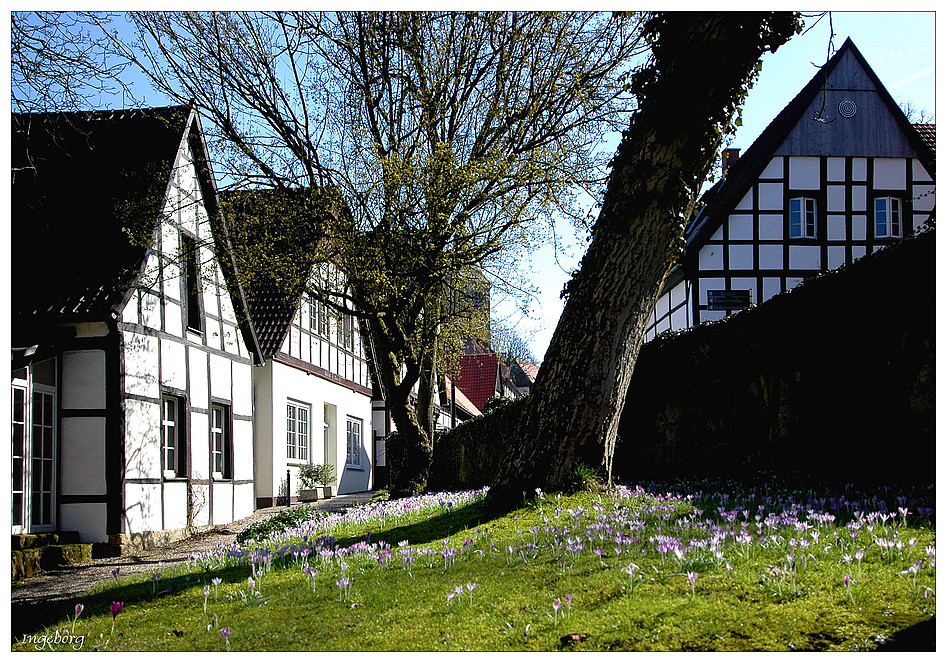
[11,11,933,360]
[515,11,936,360]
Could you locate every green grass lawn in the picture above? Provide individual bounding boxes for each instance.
[12,479,935,652]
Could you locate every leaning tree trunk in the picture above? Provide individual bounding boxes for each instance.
[489,12,799,509]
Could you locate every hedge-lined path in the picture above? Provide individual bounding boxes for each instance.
[10,491,379,639]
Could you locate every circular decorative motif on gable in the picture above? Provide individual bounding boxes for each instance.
[838,99,857,118]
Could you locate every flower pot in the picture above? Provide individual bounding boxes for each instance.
[298,488,320,503]
[320,486,334,499]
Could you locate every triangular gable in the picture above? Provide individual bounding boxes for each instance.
[12,106,190,342]
[685,38,935,253]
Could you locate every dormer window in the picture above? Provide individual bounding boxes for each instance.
[789,197,817,239]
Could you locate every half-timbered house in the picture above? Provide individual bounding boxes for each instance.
[644,38,935,341]
[221,192,376,505]
[11,106,261,550]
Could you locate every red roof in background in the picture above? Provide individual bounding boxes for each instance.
[455,353,499,411]
[442,376,482,418]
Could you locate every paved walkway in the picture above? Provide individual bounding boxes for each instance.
[10,492,379,637]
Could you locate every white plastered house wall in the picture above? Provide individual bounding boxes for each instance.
[249,266,376,507]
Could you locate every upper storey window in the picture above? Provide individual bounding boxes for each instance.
[789,197,817,239]
[874,197,902,238]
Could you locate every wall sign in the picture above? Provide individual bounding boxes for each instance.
[708,290,751,311]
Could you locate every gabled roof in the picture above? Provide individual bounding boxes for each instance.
[219,189,327,360]
[455,352,500,412]
[11,104,262,359]
[685,38,936,252]
[11,106,192,337]
[510,356,540,388]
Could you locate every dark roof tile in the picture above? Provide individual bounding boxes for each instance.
[12,106,191,339]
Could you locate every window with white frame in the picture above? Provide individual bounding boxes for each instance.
[789,197,817,239]
[874,197,902,238]
[211,404,232,479]
[162,395,187,478]
[310,299,329,338]
[346,417,362,468]
[337,313,355,350]
[286,400,310,462]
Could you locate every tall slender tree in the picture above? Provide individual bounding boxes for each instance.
[487,12,802,509]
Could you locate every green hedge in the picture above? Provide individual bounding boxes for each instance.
[427,396,529,491]
[613,230,935,486]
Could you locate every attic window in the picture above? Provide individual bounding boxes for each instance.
[182,234,203,332]
[789,198,817,239]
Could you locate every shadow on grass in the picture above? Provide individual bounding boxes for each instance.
[11,563,255,644]
[332,497,508,550]
[875,617,935,652]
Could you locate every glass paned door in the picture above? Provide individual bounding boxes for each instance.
[30,389,56,528]
[11,384,27,529]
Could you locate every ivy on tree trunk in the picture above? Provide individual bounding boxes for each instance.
[488,12,800,509]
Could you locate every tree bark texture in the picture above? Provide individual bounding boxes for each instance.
[488,12,799,509]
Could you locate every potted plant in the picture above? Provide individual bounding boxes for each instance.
[297,463,336,501]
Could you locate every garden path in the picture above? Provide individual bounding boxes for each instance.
[10,491,378,637]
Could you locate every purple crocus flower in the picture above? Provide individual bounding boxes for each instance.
[109,601,124,636]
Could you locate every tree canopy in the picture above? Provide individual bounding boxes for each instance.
[119,11,648,495]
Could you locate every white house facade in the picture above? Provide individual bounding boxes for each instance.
[644,38,935,341]
[251,286,376,506]
[11,106,260,549]
[221,194,377,506]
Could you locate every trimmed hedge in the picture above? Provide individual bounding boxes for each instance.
[613,230,935,486]
[431,230,934,491]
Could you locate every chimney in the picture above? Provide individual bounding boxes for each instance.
[721,148,740,176]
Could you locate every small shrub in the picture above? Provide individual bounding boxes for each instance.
[569,463,603,493]
[236,507,317,544]
[298,463,336,489]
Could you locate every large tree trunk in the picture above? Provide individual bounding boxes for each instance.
[366,303,440,498]
[489,12,799,509]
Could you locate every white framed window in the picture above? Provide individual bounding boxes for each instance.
[310,299,329,338]
[789,197,817,239]
[874,197,902,238]
[346,417,362,468]
[162,395,187,478]
[337,314,355,350]
[211,404,232,479]
[286,400,310,462]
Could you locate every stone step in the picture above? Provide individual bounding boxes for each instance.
[12,543,94,581]
[11,531,81,550]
